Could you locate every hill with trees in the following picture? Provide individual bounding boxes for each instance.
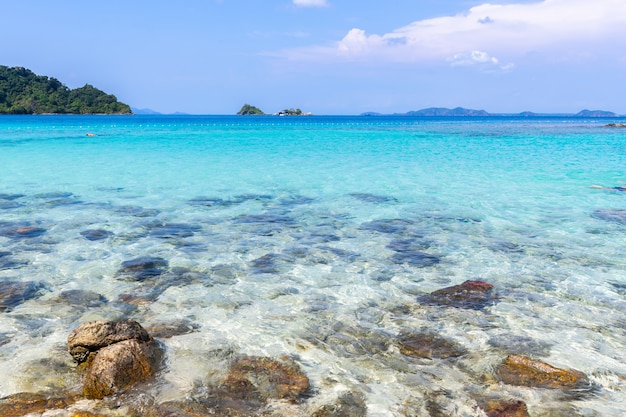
[0,65,131,114]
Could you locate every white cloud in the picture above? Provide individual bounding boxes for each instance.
[279,0,626,67]
[293,0,328,7]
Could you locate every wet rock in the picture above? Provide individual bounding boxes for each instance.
[117,256,169,281]
[495,354,590,390]
[224,356,309,401]
[391,251,440,267]
[359,218,414,234]
[0,392,79,417]
[488,335,551,357]
[0,256,28,270]
[349,192,397,204]
[82,338,162,399]
[113,205,160,217]
[0,225,46,238]
[35,191,74,199]
[0,193,24,200]
[250,253,294,274]
[233,213,297,226]
[57,289,108,308]
[398,332,466,359]
[0,333,10,347]
[68,319,151,363]
[476,398,530,417]
[591,209,626,224]
[0,280,45,312]
[80,229,114,241]
[420,280,496,310]
[145,319,200,339]
[0,200,23,209]
[311,391,367,417]
[148,222,201,239]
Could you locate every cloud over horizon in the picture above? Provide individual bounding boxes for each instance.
[278,0,626,69]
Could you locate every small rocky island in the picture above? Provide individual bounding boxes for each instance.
[237,104,312,116]
[0,65,131,114]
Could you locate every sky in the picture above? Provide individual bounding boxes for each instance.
[2,0,626,115]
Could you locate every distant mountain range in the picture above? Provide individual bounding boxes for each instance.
[361,107,622,117]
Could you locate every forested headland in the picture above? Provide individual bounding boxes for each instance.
[0,65,131,114]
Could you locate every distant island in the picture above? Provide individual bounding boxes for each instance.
[237,104,312,116]
[361,107,622,118]
[0,65,131,114]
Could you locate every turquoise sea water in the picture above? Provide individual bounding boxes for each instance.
[1,114,626,415]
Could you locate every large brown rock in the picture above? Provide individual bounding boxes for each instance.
[224,356,309,401]
[496,354,589,390]
[68,319,151,363]
[83,338,162,399]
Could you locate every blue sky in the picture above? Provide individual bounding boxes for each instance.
[3,0,625,114]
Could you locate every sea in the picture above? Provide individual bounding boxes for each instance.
[1,114,626,416]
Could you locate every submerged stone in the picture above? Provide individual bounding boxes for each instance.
[145,319,200,339]
[117,256,169,281]
[420,280,496,309]
[233,213,297,226]
[391,251,440,267]
[0,200,23,209]
[0,193,25,200]
[495,354,590,390]
[80,229,114,241]
[476,398,530,417]
[311,391,368,417]
[591,209,626,224]
[359,218,414,234]
[35,191,73,199]
[349,192,397,204]
[250,253,294,274]
[398,332,466,359]
[57,289,108,308]
[0,280,45,312]
[225,356,310,401]
[0,392,79,417]
[148,222,201,239]
[0,225,46,238]
[113,205,160,217]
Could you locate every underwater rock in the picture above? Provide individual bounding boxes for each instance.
[82,338,162,399]
[0,200,23,209]
[0,392,79,417]
[591,209,626,224]
[311,391,368,417]
[145,319,200,339]
[233,213,297,226]
[476,398,530,417]
[147,222,201,239]
[0,280,45,312]
[35,191,74,199]
[57,289,108,308]
[349,192,397,204]
[68,319,151,363]
[0,193,25,200]
[359,218,414,234]
[250,253,295,274]
[116,256,169,281]
[495,354,590,390]
[224,356,310,401]
[488,334,551,357]
[0,225,46,238]
[420,280,496,310]
[80,229,114,241]
[391,251,440,267]
[113,205,160,217]
[398,332,466,359]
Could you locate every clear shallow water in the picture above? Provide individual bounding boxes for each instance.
[1,115,626,415]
